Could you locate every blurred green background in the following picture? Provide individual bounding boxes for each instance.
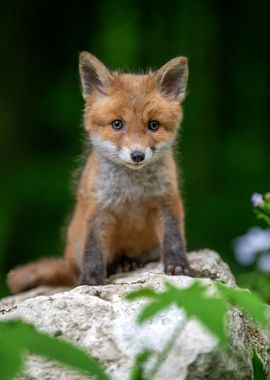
[0,0,269,297]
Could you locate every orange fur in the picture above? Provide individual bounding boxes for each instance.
[7,52,191,293]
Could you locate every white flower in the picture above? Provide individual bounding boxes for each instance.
[258,252,270,273]
[251,192,264,207]
[233,227,270,265]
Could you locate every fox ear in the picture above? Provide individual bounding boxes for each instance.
[155,57,188,102]
[79,52,113,98]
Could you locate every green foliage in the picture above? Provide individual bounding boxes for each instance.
[127,279,268,377]
[127,281,229,344]
[252,350,266,380]
[216,282,268,326]
[129,322,188,380]
[237,271,270,304]
[146,321,187,379]
[254,209,270,226]
[252,192,270,226]
[1,339,24,380]
[127,281,268,344]
[0,320,110,380]
[130,349,153,380]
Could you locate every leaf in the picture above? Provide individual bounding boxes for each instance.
[126,288,157,300]
[126,287,175,324]
[127,280,269,347]
[217,283,268,327]
[236,270,270,303]
[0,337,24,380]
[0,320,110,380]
[137,286,177,323]
[128,281,229,344]
[254,209,270,226]
[130,349,153,380]
[166,282,228,344]
[138,298,172,323]
[252,349,266,380]
[178,295,227,344]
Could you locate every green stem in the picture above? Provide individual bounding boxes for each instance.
[147,319,187,379]
[257,206,270,218]
[255,208,270,226]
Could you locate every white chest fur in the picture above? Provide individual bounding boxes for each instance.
[94,157,171,207]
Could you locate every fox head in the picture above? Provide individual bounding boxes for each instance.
[79,52,188,169]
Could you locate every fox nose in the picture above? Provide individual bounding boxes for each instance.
[130,150,145,163]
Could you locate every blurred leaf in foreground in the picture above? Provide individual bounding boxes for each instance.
[252,349,266,380]
[129,349,153,380]
[216,282,268,326]
[0,320,110,380]
[126,280,269,346]
[0,339,24,380]
[126,281,228,344]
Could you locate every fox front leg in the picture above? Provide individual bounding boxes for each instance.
[162,207,194,277]
[79,218,106,286]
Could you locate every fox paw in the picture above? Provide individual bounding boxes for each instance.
[164,257,194,277]
[115,258,142,273]
[79,269,105,286]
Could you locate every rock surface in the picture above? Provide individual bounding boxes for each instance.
[0,250,269,380]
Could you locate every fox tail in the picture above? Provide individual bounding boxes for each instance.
[7,258,76,294]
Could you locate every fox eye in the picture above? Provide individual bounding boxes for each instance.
[148,120,160,131]
[112,119,123,130]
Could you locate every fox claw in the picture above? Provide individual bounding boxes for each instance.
[165,261,194,277]
[115,258,141,274]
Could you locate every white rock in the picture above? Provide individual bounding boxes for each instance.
[0,250,269,379]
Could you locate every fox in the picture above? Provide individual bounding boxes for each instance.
[7,52,194,293]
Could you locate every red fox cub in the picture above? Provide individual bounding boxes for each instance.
[7,52,194,293]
